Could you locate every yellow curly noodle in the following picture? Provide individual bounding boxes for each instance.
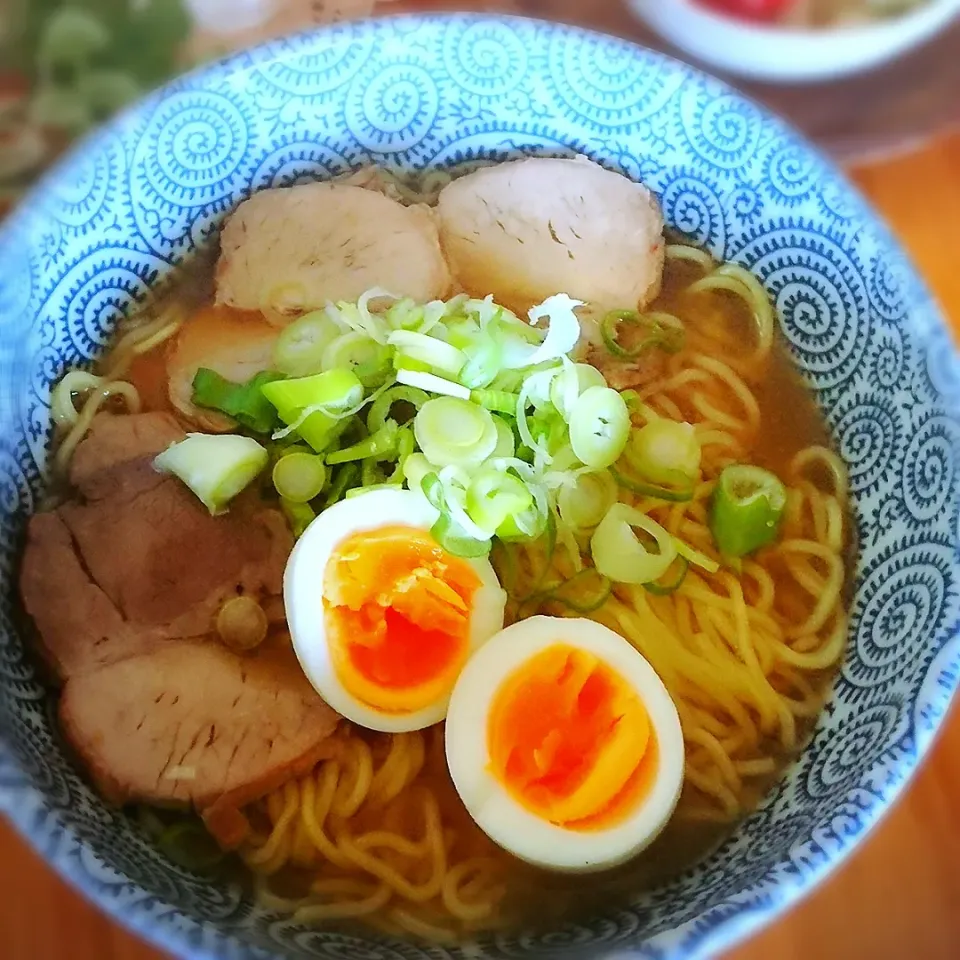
[243,728,520,944]
[49,303,184,475]
[496,245,849,827]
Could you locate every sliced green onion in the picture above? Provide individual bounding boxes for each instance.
[272,451,326,503]
[281,497,316,538]
[533,408,569,459]
[466,468,534,535]
[388,330,466,378]
[321,332,393,387]
[620,389,642,415]
[403,453,434,495]
[710,464,786,558]
[421,472,492,558]
[415,397,498,468]
[458,333,503,389]
[268,441,312,466]
[490,416,516,459]
[261,368,364,418]
[366,385,429,434]
[191,369,284,434]
[273,310,341,377]
[495,479,549,542]
[396,368,471,400]
[445,317,481,350]
[591,503,678,584]
[601,309,685,359]
[546,567,612,613]
[430,511,493,558]
[420,471,445,511]
[601,310,641,359]
[549,361,607,422]
[569,386,630,469]
[386,297,446,334]
[675,538,721,574]
[516,370,558,465]
[557,469,618,530]
[547,358,580,423]
[324,463,361,507]
[362,457,383,487]
[386,427,416,483]
[643,556,689,596]
[470,389,517,415]
[395,355,436,374]
[154,434,268,515]
[327,420,399,464]
[324,287,395,343]
[611,465,695,502]
[502,294,583,369]
[262,369,364,452]
[628,419,701,487]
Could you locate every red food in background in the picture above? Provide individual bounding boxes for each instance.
[697,0,796,22]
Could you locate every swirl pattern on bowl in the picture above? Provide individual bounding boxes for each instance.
[1,14,959,960]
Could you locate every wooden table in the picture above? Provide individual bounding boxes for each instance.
[2,122,960,960]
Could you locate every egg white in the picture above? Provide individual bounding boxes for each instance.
[285,488,506,733]
[444,615,684,873]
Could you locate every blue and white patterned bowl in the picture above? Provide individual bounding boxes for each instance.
[1,13,959,960]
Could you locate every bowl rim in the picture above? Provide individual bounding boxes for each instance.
[0,10,957,960]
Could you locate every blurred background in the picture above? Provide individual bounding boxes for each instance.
[1,0,958,218]
[1,1,959,959]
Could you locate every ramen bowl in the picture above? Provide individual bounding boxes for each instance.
[1,13,959,960]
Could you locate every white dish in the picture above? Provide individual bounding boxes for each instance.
[629,0,960,83]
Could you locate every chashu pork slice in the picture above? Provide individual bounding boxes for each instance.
[19,412,291,679]
[19,411,342,845]
[215,181,451,324]
[59,639,339,811]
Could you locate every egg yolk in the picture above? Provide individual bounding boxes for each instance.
[487,644,656,830]
[323,525,481,713]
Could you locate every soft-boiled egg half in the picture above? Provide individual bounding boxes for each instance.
[285,488,506,732]
[445,616,684,873]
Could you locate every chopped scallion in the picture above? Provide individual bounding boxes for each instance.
[627,419,701,487]
[191,368,284,434]
[466,468,534,536]
[557,469,618,530]
[321,332,393,387]
[323,463,361,507]
[366,385,429,434]
[544,567,612,613]
[709,464,786,558]
[388,329,466,378]
[591,502,678,585]
[568,386,630,469]
[281,497,316,538]
[470,388,517,415]
[643,556,689,596]
[326,420,399,464]
[272,451,326,503]
[273,310,340,377]
[414,397,498,469]
[601,309,685,359]
[154,434,268,515]
[261,369,364,453]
